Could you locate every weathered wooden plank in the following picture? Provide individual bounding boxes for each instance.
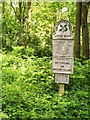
[55,73,69,84]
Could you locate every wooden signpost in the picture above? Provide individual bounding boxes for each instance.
[52,20,74,96]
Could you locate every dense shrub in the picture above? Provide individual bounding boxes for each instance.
[2,52,90,119]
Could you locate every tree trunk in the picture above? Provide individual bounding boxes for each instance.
[2,2,6,47]
[74,2,82,58]
[87,5,90,58]
[10,2,32,47]
[19,2,22,23]
[82,3,89,59]
[25,2,32,48]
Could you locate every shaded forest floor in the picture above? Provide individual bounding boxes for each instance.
[1,47,90,120]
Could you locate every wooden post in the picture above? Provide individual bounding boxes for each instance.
[59,83,64,96]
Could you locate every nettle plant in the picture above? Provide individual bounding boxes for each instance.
[2,52,89,119]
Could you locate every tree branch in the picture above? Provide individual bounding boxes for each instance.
[10,2,19,21]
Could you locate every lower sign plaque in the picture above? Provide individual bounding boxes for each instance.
[55,74,69,84]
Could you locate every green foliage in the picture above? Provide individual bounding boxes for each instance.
[2,51,90,119]
[1,1,89,119]
[2,2,76,57]
[30,2,76,57]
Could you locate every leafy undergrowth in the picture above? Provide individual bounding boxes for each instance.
[2,52,90,120]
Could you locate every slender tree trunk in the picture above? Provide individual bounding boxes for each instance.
[82,2,89,59]
[87,5,90,58]
[74,2,82,58]
[11,1,32,47]
[2,2,6,47]
[25,2,32,48]
[26,2,31,32]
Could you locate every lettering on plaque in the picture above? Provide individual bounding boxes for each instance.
[53,57,73,74]
[52,40,73,57]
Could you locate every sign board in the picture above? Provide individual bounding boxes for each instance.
[55,74,69,84]
[52,20,74,74]
[53,20,73,39]
[52,40,74,57]
[53,57,73,74]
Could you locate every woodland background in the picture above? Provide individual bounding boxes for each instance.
[1,1,90,119]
